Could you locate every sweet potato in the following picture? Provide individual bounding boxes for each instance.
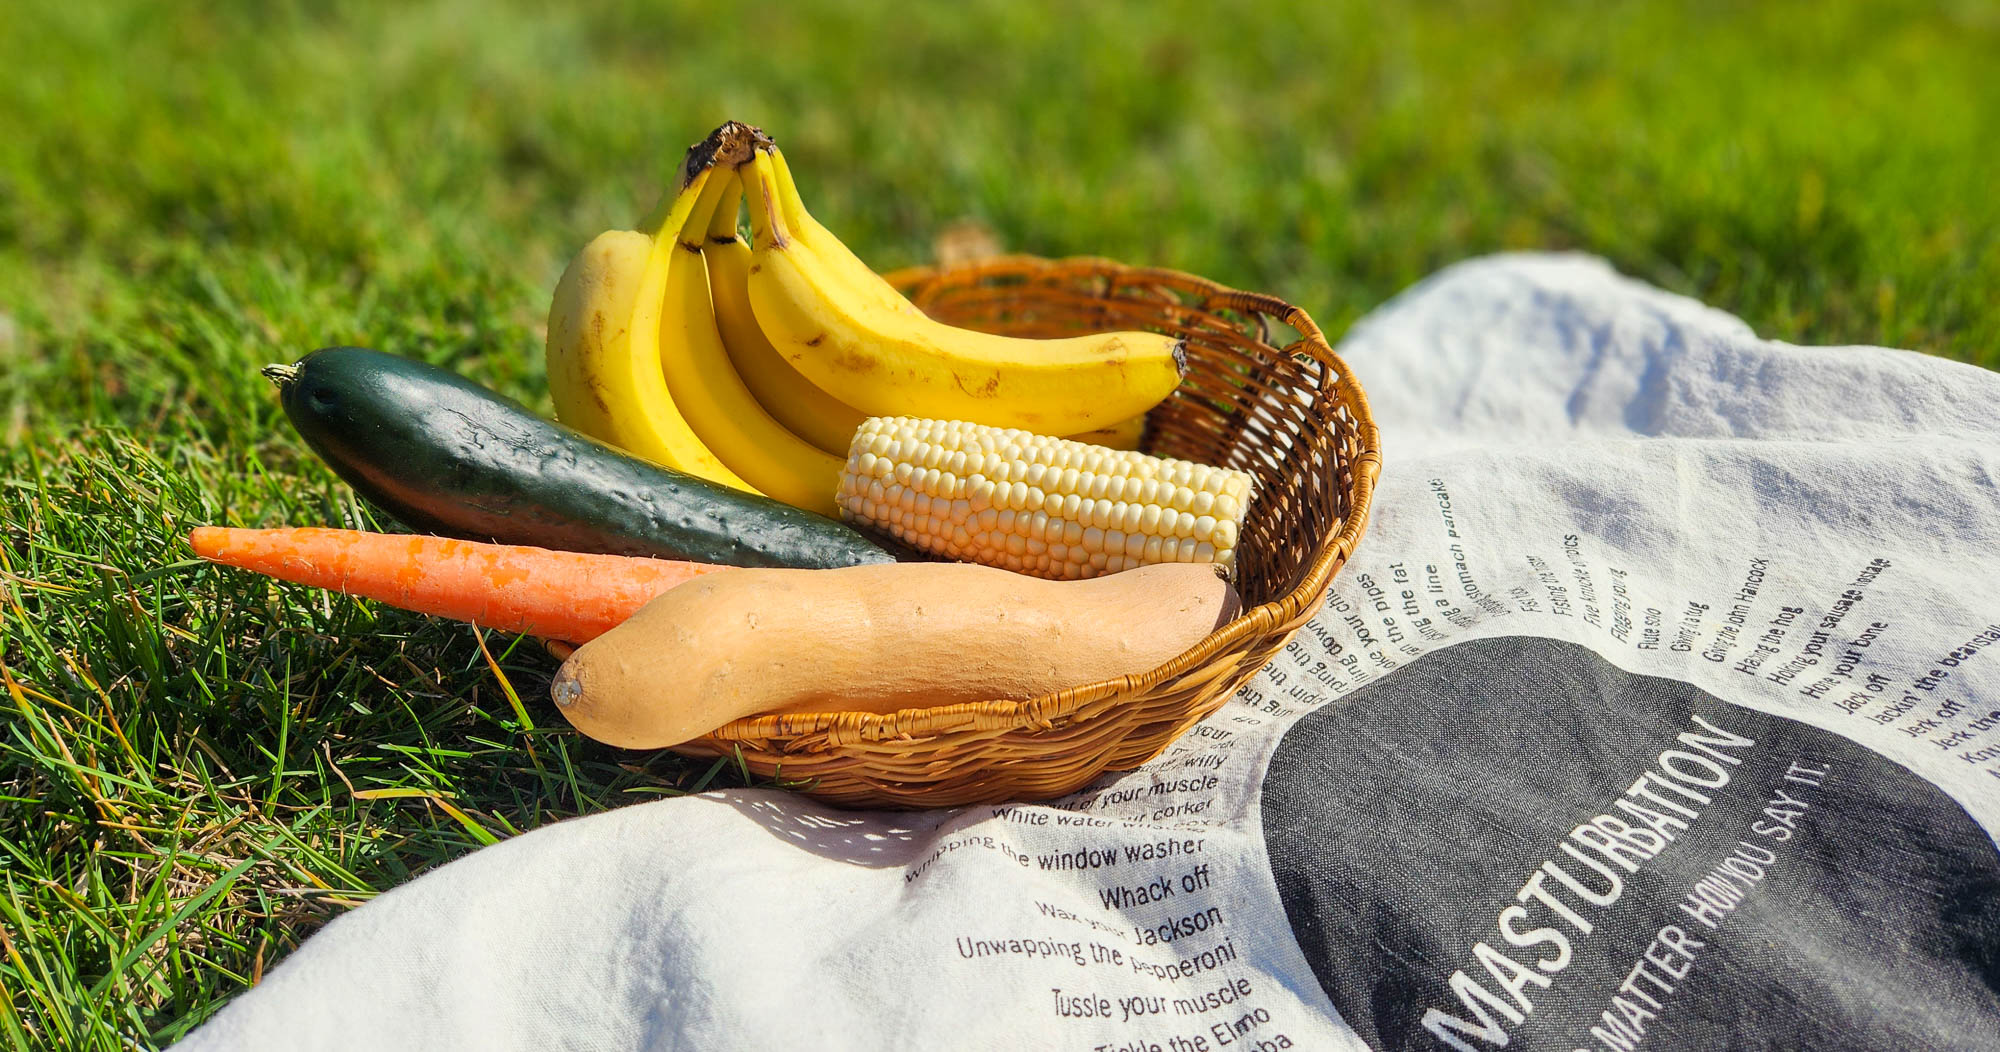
[550,561,1240,748]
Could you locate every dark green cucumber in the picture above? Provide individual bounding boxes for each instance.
[267,346,897,569]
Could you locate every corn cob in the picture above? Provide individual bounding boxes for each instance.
[838,417,1253,580]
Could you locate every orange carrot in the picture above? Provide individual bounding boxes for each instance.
[189,527,720,642]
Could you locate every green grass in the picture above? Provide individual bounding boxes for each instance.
[2,0,1996,1044]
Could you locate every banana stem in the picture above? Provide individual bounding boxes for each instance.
[707,172,745,243]
[642,121,762,238]
[766,146,815,233]
[679,159,735,246]
[742,149,793,251]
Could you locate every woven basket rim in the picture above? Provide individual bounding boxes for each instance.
[697,255,1382,748]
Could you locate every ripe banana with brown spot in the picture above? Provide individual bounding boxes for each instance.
[765,145,926,320]
[546,133,751,491]
[659,148,843,515]
[706,172,870,457]
[738,146,1186,436]
[720,150,1153,453]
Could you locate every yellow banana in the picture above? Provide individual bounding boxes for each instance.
[726,149,1153,454]
[546,157,751,490]
[739,148,1186,436]
[545,229,651,444]
[660,155,844,515]
[705,173,868,457]
[1067,413,1147,451]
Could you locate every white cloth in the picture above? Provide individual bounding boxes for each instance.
[179,254,2000,1051]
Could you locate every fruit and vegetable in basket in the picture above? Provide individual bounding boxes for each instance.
[190,120,1260,752]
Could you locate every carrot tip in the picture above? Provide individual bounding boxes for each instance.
[189,526,225,558]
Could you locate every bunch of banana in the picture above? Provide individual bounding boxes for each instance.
[548,123,837,513]
[547,122,1183,517]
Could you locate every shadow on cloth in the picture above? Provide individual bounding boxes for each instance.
[721,790,954,868]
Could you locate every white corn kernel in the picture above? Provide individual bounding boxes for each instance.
[967,476,994,511]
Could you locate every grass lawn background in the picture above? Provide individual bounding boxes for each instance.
[3,0,1996,1045]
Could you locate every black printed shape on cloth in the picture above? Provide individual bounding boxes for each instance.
[1261,635,2000,1051]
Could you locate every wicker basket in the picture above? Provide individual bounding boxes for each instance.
[672,256,1381,808]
